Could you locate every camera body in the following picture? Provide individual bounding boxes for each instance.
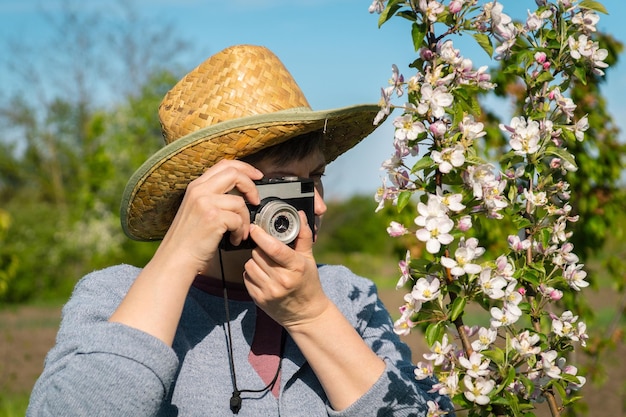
[219,176,315,250]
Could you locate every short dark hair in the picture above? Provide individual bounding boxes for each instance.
[241,131,324,166]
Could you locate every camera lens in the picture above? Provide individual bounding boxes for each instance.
[255,200,300,245]
[273,215,291,234]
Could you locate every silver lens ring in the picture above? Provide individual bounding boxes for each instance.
[255,201,300,244]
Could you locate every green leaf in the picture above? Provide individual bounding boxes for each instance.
[552,379,567,400]
[578,0,609,14]
[397,190,413,212]
[411,155,434,173]
[481,347,505,365]
[409,258,433,272]
[573,65,588,85]
[518,268,540,287]
[533,70,554,84]
[507,183,518,204]
[562,395,584,406]
[545,147,577,170]
[411,22,428,51]
[473,33,493,57]
[425,321,445,346]
[397,10,418,21]
[560,128,577,143]
[489,395,511,406]
[498,365,517,394]
[449,295,466,321]
[378,1,403,27]
[512,216,532,230]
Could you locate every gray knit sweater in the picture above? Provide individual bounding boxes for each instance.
[27,264,452,416]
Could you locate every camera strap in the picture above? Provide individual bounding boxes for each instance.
[219,249,285,414]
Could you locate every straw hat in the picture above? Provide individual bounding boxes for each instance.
[121,44,385,241]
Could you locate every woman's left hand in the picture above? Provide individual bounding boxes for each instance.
[244,211,385,411]
[243,211,331,328]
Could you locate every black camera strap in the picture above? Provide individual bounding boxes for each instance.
[218,249,285,414]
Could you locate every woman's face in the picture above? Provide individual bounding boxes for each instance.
[252,148,327,239]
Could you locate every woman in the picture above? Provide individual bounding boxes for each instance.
[27,44,453,416]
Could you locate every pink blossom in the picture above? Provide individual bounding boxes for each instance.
[500,116,541,155]
[368,0,385,14]
[508,235,531,252]
[414,361,434,380]
[396,250,412,289]
[572,10,600,33]
[374,86,393,125]
[457,215,472,232]
[448,0,464,14]
[388,221,409,238]
[429,120,448,137]
[564,263,589,291]
[459,115,486,140]
[512,330,541,357]
[419,0,445,22]
[393,307,418,336]
[534,51,547,64]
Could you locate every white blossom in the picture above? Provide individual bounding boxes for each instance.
[490,306,521,328]
[424,334,454,366]
[459,352,491,378]
[563,263,589,291]
[432,145,466,173]
[393,113,426,141]
[416,216,455,254]
[418,83,453,118]
[478,268,507,299]
[471,327,497,352]
[411,276,441,302]
[463,375,495,405]
[512,330,541,357]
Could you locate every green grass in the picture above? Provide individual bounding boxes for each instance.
[0,393,29,417]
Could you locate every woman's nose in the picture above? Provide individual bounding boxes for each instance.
[314,188,327,217]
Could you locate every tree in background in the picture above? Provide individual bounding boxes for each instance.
[0,1,186,302]
[0,209,17,298]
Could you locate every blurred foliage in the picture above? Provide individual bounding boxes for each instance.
[0,209,17,298]
[314,195,423,287]
[0,1,180,302]
[0,71,175,302]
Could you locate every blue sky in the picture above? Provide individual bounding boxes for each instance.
[1,0,625,200]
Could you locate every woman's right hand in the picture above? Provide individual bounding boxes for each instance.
[158,159,264,275]
[109,159,263,345]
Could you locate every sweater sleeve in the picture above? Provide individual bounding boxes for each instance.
[319,265,455,417]
[26,265,180,417]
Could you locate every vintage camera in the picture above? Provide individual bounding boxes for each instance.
[219,176,315,250]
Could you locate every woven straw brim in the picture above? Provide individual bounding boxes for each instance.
[121,104,382,241]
